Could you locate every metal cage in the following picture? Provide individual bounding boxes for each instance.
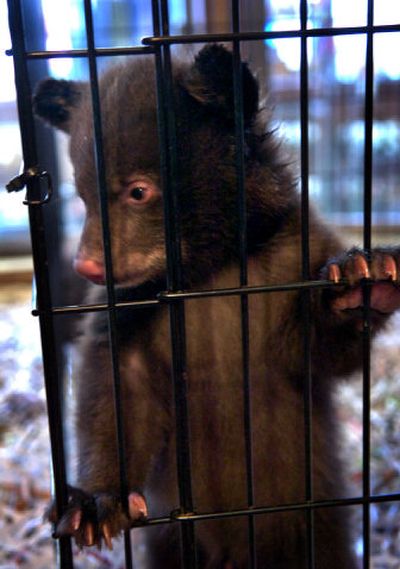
[6,1,400,568]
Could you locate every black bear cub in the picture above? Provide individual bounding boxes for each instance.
[34,44,400,568]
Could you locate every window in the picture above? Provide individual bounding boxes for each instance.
[0,2,26,253]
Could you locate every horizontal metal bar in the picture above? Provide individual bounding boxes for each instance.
[31,297,160,316]
[5,46,155,59]
[31,278,354,316]
[139,490,400,528]
[141,24,400,46]
[5,23,400,60]
[158,278,350,301]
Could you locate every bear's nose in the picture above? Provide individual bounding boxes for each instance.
[74,257,106,285]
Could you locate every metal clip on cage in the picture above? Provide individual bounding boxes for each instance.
[6,165,53,205]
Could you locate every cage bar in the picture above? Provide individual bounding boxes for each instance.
[151,0,197,566]
[81,0,134,564]
[361,0,375,567]
[140,23,400,46]
[31,277,348,317]
[6,0,73,567]
[299,1,315,567]
[231,1,256,567]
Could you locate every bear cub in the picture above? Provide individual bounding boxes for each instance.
[34,44,400,568]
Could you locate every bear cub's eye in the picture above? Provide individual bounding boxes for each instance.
[123,178,159,206]
[130,186,145,201]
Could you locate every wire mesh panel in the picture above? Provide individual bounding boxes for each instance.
[5,1,400,568]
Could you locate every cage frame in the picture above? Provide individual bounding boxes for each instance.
[6,0,400,568]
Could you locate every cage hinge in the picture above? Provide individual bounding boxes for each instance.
[6,165,53,205]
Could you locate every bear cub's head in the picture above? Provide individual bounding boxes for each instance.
[34,44,293,289]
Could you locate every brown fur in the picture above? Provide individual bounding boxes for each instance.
[34,45,400,568]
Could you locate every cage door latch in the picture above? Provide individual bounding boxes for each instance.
[6,165,53,205]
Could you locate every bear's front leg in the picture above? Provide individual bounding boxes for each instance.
[325,247,400,316]
[48,323,171,550]
[311,248,400,379]
[48,485,147,549]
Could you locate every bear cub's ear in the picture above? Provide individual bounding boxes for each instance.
[33,78,85,133]
[180,44,259,126]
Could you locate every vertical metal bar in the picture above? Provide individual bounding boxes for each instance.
[363,2,374,254]
[81,2,133,566]
[151,1,197,567]
[6,1,73,567]
[299,1,314,567]
[231,1,256,567]
[362,1,374,567]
